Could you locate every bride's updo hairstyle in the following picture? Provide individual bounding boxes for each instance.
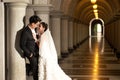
[40,22,48,32]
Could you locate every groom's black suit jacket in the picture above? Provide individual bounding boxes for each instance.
[20,26,39,58]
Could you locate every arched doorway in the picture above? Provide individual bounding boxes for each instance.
[89,18,105,53]
[89,18,104,37]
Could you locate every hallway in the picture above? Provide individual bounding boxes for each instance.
[1,0,120,80]
[27,37,120,80]
[59,37,120,80]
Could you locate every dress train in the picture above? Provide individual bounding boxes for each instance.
[38,29,72,80]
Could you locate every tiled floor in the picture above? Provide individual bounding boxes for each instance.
[27,37,120,80]
[59,37,120,80]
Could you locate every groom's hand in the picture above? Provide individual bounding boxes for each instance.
[30,53,33,58]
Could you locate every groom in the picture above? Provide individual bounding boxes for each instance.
[20,15,41,80]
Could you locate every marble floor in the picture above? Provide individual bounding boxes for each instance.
[27,37,120,80]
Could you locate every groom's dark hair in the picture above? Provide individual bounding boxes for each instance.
[40,22,48,31]
[29,15,41,24]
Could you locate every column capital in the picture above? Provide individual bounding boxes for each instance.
[68,17,74,22]
[50,10,63,18]
[6,2,27,8]
[28,4,53,14]
[3,0,29,3]
[73,18,79,23]
[61,15,70,20]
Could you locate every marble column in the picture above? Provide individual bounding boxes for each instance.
[73,21,77,48]
[73,21,75,48]
[78,22,80,44]
[81,24,84,42]
[30,4,52,28]
[33,0,39,4]
[79,24,82,43]
[114,22,118,49]
[118,20,120,49]
[36,11,50,26]
[61,15,69,57]
[111,24,114,47]
[77,22,80,45]
[7,3,27,80]
[50,11,62,58]
[35,0,48,4]
[75,22,78,46]
[25,7,34,26]
[76,22,79,45]
[68,19,74,52]
[0,2,5,80]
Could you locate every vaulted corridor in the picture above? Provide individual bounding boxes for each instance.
[1,0,120,80]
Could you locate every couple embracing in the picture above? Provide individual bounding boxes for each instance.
[20,15,72,80]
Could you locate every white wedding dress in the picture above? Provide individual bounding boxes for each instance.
[38,29,72,80]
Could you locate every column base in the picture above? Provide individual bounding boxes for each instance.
[73,45,78,49]
[61,52,69,58]
[68,48,74,53]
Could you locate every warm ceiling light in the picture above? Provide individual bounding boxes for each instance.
[91,0,97,4]
[93,9,98,13]
[93,4,98,9]
[95,15,98,19]
[94,12,98,15]
[94,12,99,19]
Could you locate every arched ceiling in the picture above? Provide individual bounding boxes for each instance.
[58,0,120,25]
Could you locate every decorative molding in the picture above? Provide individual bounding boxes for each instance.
[6,2,27,8]
[50,10,63,18]
[68,16,74,21]
[39,0,47,4]
[28,4,52,14]
[61,14,70,20]
[3,0,29,3]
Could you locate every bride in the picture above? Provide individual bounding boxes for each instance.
[38,22,72,80]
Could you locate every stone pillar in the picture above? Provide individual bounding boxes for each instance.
[33,0,39,4]
[7,3,27,80]
[0,2,5,80]
[68,19,74,52]
[73,21,77,48]
[76,22,80,45]
[35,10,50,26]
[118,20,120,49]
[50,10,62,58]
[76,22,78,45]
[61,15,69,57]
[25,7,34,26]
[30,4,52,28]
[114,22,118,49]
[81,24,85,41]
[73,21,76,48]
[111,23,114,47]
[79,24,82,43]
[78,22,80,44]
[36,0,48,4]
